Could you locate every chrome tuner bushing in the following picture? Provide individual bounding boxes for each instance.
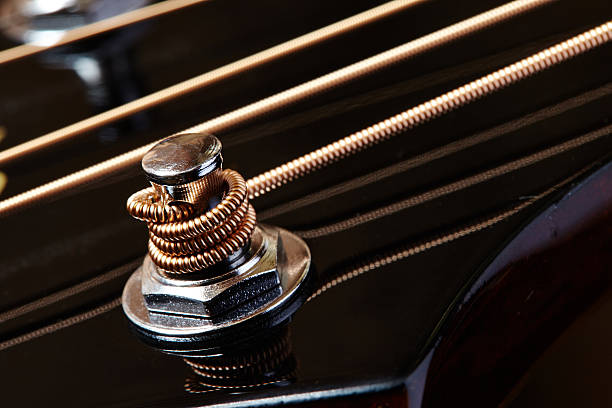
[122,133,312,351]
[0,0,149,45]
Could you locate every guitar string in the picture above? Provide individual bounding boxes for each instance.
[305,162,595,302]
[0,79,601,322]
[0,0,212,65]
[0,19,608,334]
[0,108,604,331]
[0,11,608,400]
[219,30,574,150]
[0,0,554,214]
[294,123,612,239]
[0,0,430,166]
[257,82,612,221]
[0,259,141,324]
[245,20,612,198]
[0,296,121,352]
[0,12,610,350]
[2,13,609,220]
[0,159,589,352]
[3,23,598,323]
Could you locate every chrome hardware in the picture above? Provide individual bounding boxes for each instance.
[122,133,312,345]
[0,0,148,45]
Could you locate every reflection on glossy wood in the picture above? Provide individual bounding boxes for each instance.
[424,164,612,407]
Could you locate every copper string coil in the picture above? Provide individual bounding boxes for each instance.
[126,188,194,223]
[147,170,249,240]
[147,206,256,273]
[127,169,256,275]
[148,205,252,255]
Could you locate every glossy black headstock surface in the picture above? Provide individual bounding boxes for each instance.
[0,0,611,406]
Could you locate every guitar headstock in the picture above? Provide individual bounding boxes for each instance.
[0,0,611,406]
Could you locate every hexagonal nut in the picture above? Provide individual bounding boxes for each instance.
[141,227,282,320]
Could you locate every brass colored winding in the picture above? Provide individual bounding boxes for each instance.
[126,188,195,223]
[127,169,256,274]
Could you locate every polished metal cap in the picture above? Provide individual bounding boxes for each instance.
[142,133,223,186]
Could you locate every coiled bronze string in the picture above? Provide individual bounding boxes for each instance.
[126,169,256,275]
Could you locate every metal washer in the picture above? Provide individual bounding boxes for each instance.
[122,225,312,347]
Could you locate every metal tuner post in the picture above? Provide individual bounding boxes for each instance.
[122,133,312,352]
